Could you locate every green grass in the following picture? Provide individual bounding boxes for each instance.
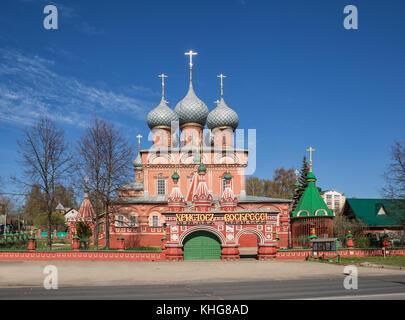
[338,256,405,267]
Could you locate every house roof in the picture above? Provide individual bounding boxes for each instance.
[344,198,405,227]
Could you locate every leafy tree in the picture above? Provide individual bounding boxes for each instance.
[54,184,77,209]
[24,183,77,225]
[33,212,65,231]
[264,168,296,199]
[24,185,47,224]
[246,168,296,199]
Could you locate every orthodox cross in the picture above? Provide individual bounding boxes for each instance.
[306,147,316,172]
[217,74,227,98]
[136,134,143,152]
[185,50,197,83]
[158,73,168,98]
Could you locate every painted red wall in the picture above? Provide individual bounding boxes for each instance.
[238,233,259,247]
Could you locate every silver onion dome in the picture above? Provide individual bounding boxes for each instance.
[132,152,143,168]
[147,97,179,130]
[174,84,209,126]
[206,97,239,130]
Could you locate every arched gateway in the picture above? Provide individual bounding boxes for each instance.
[183,230,221,260]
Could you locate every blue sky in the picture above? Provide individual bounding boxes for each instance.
[0,0,404,197]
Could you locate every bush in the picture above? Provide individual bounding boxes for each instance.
[0,232,29,250]
[77,222,92,250]
[354,236,371,248]
[333,215,365,247]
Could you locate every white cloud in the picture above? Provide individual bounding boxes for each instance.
[0,48,151,128]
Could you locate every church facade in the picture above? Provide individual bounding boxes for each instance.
[109,52,291,260]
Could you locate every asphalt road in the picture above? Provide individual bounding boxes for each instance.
[1,275,404,300]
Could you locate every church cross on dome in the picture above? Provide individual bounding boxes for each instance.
[217,74,227,98]
[306,147,316,172]
[136,134,143,151]
[158,73,168,98]
[185,50,198,83]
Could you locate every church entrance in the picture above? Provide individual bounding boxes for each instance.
[183,231,221,260]
[238,232,259,259]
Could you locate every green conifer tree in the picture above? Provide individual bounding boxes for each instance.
[291,155,309,211]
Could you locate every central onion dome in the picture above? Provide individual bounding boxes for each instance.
[174,83,209,126]
[206,97,239,130]
[147,97,178,130]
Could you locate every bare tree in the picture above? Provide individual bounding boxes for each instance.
[16,117,72,249]
[76,118,134,249]
[246,177,263,196]
[383,140,405,228]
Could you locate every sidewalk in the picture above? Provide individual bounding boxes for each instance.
[1,260,404,288]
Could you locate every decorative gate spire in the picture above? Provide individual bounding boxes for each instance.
[77,178,95,221]
[220,171,238,211]
[168,171,185,212]
[193,161,213,211]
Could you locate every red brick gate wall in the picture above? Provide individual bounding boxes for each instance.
[276,248,405,260]
[0,251,165,261]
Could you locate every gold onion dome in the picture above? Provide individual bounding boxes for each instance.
[147,97,179,130]
[206,97,239,130]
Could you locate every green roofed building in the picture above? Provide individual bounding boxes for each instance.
[291,171,333,218]
[342,198,405,234]
[290,171,334,248]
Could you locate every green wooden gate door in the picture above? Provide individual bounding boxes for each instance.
[183,231,221,260]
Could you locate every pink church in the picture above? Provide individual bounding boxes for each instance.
[109,52,291,260]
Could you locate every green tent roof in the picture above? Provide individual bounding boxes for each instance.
[344,198,404,227]
[291,172,333,218]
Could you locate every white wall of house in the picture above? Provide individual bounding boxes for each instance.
[322,190,345,212]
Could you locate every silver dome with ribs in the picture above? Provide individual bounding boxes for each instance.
[206,97,239,130]
[174,84,209,126]
[147,97,179,129]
